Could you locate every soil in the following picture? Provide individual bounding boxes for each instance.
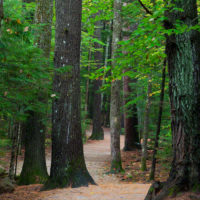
[0,128,152,200]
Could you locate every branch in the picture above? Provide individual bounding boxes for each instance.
[138,0,153,15]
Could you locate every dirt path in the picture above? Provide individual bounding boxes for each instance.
[1,128,150,200]
[37,128,150,200]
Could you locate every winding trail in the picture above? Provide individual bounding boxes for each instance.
[37,128,150,200]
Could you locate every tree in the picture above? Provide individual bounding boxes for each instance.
[141,76,152,171]
[110,0,123,173]
[0,0,3,28]
[149,61,166,180]
[19,0,53,185]
[145,0,200,199]
[90,18,104,140]
[123,76,140,151]
[45,0,95,188]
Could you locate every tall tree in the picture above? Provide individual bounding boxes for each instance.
[123,76,140,151]
[19,0,53,185]
[90,19,104,140]
[0,0,3,29]
[110,0,123,173]
[145,0,200,199]
[149,61,166,180]
[45,0,95,188]
[141,76,152,171]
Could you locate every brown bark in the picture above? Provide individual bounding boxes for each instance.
[19,0,53,185]
[90,19,104,140]
[0,0,3,28]
[123,76,140,151]
[110,0,123,173]
[145,0,200,199]
[45,0,95,189]
[141,76,152,171]
[149,60,166,180]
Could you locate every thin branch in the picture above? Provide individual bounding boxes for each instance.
[138,0,153,15]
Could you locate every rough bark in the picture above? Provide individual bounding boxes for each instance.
[35,0,53,58]
[0,0,3,29]
[90,19,104,140]
[145,0,200,199]
[19,0,53,185]
[9,123,18,180]
[123,76,140,151]
[149,61,166,180]
[45,0,95,189]
[19,111,48,184]
[141,76,152,171]
[110,0,123,173]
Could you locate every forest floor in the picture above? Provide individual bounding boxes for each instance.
[0,127,172,200]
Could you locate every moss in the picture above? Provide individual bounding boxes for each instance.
[18,167,48,185]
[43,157,95,190]
[110,160,123,174]
[192,183,200,192]
[141,157,147,171]
[168,185,180,197]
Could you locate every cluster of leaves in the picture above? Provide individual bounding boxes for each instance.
[0,0,52,128]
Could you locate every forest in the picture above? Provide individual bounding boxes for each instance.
[0,0,200,200]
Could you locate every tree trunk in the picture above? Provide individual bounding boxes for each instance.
[123,76,140,151]
[19,111,48,184]
[45,0,95,189]
[0,0,3,29]
[35,0,53,58]
[90,19,104,140]
[9,123,18,180]
[110,0,123,173]
[149,60,166,180]
[145,0,200,199]
[19,0,53,185]
[141,76,152,171]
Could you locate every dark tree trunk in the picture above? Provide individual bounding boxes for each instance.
[19,112,48,184]
[19,0,53,185]
[110,0,123,173]
[35,0,53,58]
[0,0,3,29]
[45,0,95,189]
[123,76,140,151]
[149,60,166,181]
[145,0,200,199]
[141,76,152,171]
[9,122,18,180]
[90,19,104,140]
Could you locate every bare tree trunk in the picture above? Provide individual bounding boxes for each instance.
[45,0,95,189]
[110,0,123,173]
[149,60,166,180]
[141,76,152,171]
[9,123,18,180]
[123,76,140,151]
[0,0,3,29]
[90,19,104,140]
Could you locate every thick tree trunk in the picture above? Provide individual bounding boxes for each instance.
[35,0,53,58]
[90,19,104,140]
[19,0,53,185]
[19,112,48,184]
[45,0,95,189]
[123,76,140,151]
[110,0,123,173]
[145,0,200,199]
[141,76,152,171]
[149,61,166,180]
